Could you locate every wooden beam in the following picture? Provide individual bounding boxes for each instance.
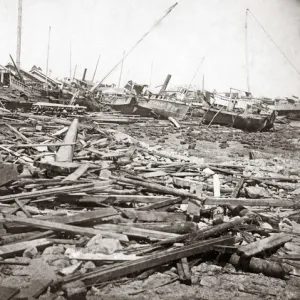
[0,163,18,187]
[237,233,292,258]
[79,195,175,204]
[110,176,199,199]
[0,182,93,203]
[56,118,78,162]
[0,238,52,258]
[203,197,298,207]
[4,215,128,241]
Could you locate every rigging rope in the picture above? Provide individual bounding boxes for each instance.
[247,9,300,78]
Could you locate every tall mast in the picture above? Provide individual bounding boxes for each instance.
[16,0,22,69]
[92,54,100,83]
[69,41,72,79]
[149,61,153,88]
[73,65,77,80]
[45,26,51,91]
[245,9,251,93]
[118,50,125,89]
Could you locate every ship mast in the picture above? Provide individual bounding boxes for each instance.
[16,0,22,69]
[245,9,251,94]
[45,26,51,91]
[118,51,125,89]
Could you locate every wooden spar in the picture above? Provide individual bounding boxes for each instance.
[16,0,22,70]
[90,3,178,92]
[159,74,171,94]
[0,182,93,203]
[9,54,24,83]
[92,54,100,83]
[118,51,125,89]
[56,119,78,162]
[245,9,251,93]
[110,175,199,199]
[45,26,51,92]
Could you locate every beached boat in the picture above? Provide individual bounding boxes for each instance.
[137,95,191,120]
[202,107,276,132]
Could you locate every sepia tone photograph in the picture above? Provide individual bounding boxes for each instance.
[0,0,300,299]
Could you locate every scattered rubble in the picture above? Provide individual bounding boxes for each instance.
[0,106,300,300]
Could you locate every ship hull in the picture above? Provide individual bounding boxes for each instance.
[202,108,276,132]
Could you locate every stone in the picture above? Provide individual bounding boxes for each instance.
[244,185,271,198]
[83,261,96,270]
[62,280,87,300]
[23,246,38,258]
[43,245,65,256]
[51,258,70,268]
[85,237,122,255]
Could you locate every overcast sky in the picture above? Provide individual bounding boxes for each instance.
[0,0,299,97]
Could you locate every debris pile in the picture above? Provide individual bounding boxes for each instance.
[0,111,300,299]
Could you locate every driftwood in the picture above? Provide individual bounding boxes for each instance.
[230,253,292,278]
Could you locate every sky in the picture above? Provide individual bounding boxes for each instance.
[0,0,299,97]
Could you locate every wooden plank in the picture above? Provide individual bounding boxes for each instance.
[0,286,20,300]
[0,238,52,258]
[237,233,292,258]
[137,197,183,211]
[203,197,298,207]
[0,182,93,203]
[56,118,78,162]
[14,279,53,300]
[79,195,174,204]
[231,178,244,198]
[62,165,89,182]
[68,252,138,261]
[42,207,118,225]
[5,215,128,241]
[0,163,18,187]
[110,176,199,199]
[142,171,168,178]
[14,199,32,218]
[118,222,198,234]
[61,236,234,286]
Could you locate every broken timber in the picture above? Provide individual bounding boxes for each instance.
[56,118,78,162]
[4,215,128,241]
[59,235,234,286]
